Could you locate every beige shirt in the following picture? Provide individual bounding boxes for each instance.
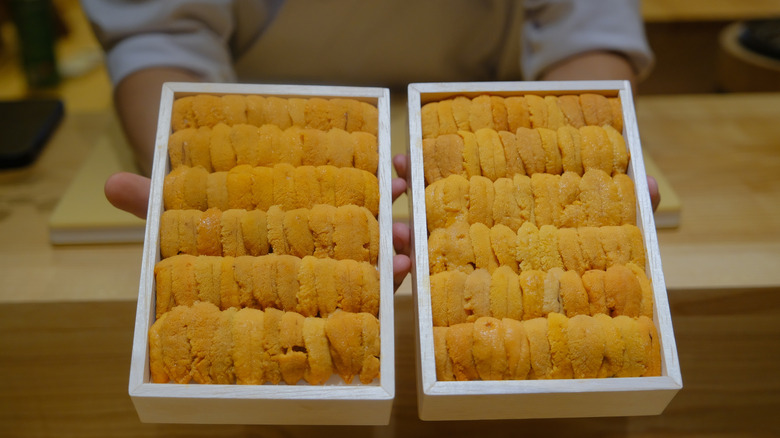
[233,0,523,87]
[83,0,653,87]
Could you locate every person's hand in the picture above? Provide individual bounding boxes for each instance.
[391,154,412,290]
[104,158,659,291]
[647,175,660,212]
[104,165,415,291]
[104,172,152,219]
[386,155,661,290]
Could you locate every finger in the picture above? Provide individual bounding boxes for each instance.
[647,175,661,212]
[392,177,407,202]
[393,254,411,292]
[392,222,412,257]
[104,172,151,219]
[393,154,409,180]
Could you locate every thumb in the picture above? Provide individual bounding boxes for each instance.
[104,172,152,219]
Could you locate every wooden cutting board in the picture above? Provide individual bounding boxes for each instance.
[48,124,146,244]
[644,149,681,228]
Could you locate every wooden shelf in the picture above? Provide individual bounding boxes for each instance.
[643,0,780,22]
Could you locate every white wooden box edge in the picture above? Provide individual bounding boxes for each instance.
[129,82,395,425]
[406,80,682,421]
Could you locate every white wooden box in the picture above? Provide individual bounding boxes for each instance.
[406,81,682,421]
[129,83,395,425]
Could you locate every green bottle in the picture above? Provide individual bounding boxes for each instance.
[10,0,60,88]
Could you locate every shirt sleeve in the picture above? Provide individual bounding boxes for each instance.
[521,0,654,80]
[81,0,239,85]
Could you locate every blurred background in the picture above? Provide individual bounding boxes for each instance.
[0,0,111,110]
[2,0,779,105]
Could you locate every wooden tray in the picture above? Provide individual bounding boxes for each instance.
[129,82,394,425]
[406,80,682,420]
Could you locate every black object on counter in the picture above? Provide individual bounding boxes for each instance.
[739,18,780,61]
[0,98,64,169]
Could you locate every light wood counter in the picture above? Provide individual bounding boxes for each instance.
[2,92,780,435]
[3,93,779,304]
[2,290,779,437]
[0,111,144,304]
[638,93,780,289]
[0,0,142,304]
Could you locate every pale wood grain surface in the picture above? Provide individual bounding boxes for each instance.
[638,93,780,289]
[0,112,145,304]
[47,120,145,244]
[1,291,778,437]
[1,92,778,433]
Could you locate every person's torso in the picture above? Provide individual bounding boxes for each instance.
[232,0,524,87]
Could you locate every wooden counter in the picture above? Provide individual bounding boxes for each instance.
[2,67,780,436]
[642,0,780,22]
[0,111,144,304]
[3,93,778,304]
[2,290,778,437]
[638,93,780,290]
[2,92,780,435]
